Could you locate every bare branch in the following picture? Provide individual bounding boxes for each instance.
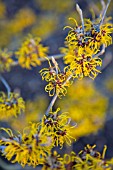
[100,0,111,26]
[101,0,106,12]
[0,75,11,98]
[76,4,84,33]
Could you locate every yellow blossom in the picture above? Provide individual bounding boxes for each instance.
[0,92,25,120]
[70,54,102,80]
[36,0,74,13]
[85,19,113,49]
[0,124,52,167]
[62,46,102,79]
[8,8,36,34]
[64,17,113,53]
[15,35,49,69]
[40,58,72,97]
[64,145,111,170]
[31,15,58,39]
[39,108,76,148]
[0,1,6,18]
[0,49,14,72]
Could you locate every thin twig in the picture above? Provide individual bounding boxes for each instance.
[101,0,106,12]
[0,75,11,98]
[45,94,58,116]
[100,0,111,26]
[76,4,84,33]
[45,75,72,116]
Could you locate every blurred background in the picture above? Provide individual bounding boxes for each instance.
[0,0,113,169]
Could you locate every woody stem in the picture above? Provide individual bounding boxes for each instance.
[0,75,11,98]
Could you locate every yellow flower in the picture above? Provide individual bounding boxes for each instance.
[8,8,36,34]
[63,46,102,79]
[0,49,13,72]
[61,44,98,64]
[69,54,102,80]
[72,145,110,170]
[64,17,113,53]
[0,1,6,18]
[39,108,76,148]
[0,124,52,167]
[40,58,72,97]
[63,145,111,170]
[85,19,113,49]
[36,0,74,13]
[31,15,58,39]
[15,35,49,69]
[45,76,71,98]
[0,92,25,120]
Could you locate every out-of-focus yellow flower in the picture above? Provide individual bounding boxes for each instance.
[0,92,25,120]
[0,49,14,72]
[8,8,36,34]
[42,151,66,170]
[15,35,49,69]
[39,108,75,148]
[0,1,6,18]
[35,0,74,13]
[57,79,108,138]
[31,15,58,39]
[40,58,72,97]
[0,124,52,167]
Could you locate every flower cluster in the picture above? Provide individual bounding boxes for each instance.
[61,6,113,79]
[15,35,49,69]
[39,108,75,148]
[64,145,112,170]
[0,108,75,167]
[0,92,25,120]
[65,50,102,79]
[0,124,52,167]
[0,1,113,169]
[40,57,72,97]
[0,49,13,72]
